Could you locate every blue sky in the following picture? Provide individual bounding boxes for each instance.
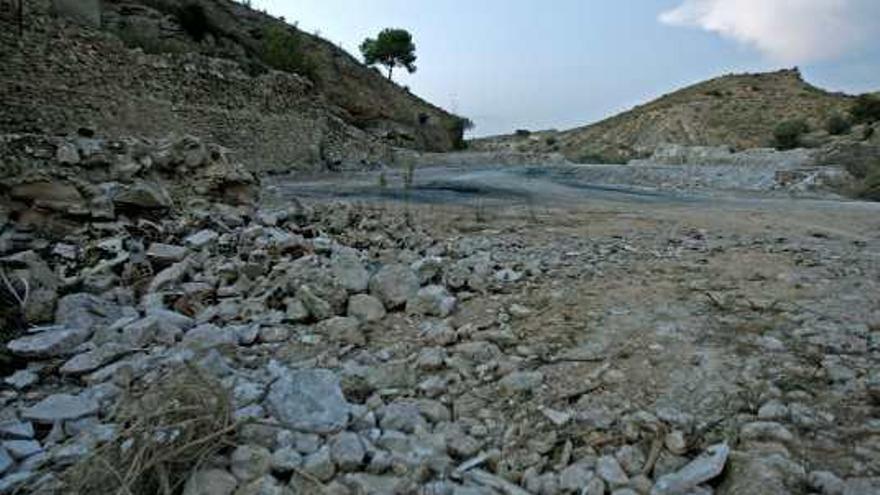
[251,0,880,136]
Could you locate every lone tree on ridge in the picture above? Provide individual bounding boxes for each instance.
[360,28,417,81]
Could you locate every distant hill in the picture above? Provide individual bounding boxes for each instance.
[472,69,856,163]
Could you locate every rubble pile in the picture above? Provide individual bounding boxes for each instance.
[0,135,876,494]
[0,132,258,240]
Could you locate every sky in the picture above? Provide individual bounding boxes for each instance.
[250,0,880,137]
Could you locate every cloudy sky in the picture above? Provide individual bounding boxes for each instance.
[251,0,880,136]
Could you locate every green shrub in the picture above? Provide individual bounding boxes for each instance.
[851,94,880,124]
[857,168,880,200]
[773,119,809,150]
[825,114,851,135]
[261,25,315,78]
[451,118,474,150]
[176,3,211,42]
[515,129,531,137]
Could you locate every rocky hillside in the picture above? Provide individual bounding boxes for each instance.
[472,69,855,163]
[0,0,467,172]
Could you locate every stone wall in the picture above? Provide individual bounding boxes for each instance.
[0,3,388,173]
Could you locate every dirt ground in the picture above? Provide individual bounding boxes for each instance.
[341,192,880,489]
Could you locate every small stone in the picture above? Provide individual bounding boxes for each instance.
[843,478,880,495]
[298,285,334,321]
[330,432,365,471]
[378,402,428,433]
[183,469,238,495]
[808,471,845,495]
[146,243,188,264]
[22,394,99,424]
[369,265,419,309]
[758,401,790,420]
[258,326,290,344]
[584,477,606,495]
[494,268,522,283]
[270,447,302,473]
[331,248,370,293]
[559,463,594,492]
[266,369,351,434]
[60,343,131,375]
[419,319,457,346]
[740,422,794,444]
[7,326,89,358]
[347,294,386,323]
[0,447,11,475]
[402,401,445,427]
[235,475,286,495]
[718,451,805,495]
[4,370,38,390]
[415,347,446,371]
[407,285,457,317]
[0,420,34,440]
[56,142,80,164]
[2,440,42,460]
[56,293,126,333]
[285,298,309,323]
[182,324,237,349]
[342,473,408,494]
[113,180,172,209]
[303,446,336,482]
[651,442,729,495]
[509,303,532,318]
[616,445,646,476]
[539,406,571,426]
[184,229,219,249]
[498,371,543,395]
[316,317,364,346]
[230,445,272,483]
[664,430,687,455]
[0,472,35,493]
[597,455,630,488]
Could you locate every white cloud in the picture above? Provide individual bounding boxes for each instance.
[659,0,880,63]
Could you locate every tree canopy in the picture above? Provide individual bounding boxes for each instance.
[360,28,417,81]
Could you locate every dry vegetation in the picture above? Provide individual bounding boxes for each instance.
[65,366,236,495]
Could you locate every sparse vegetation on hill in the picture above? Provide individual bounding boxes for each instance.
[825,114,852,136]
[851,93,880,124]
[471,69,856,163]
[773,119,809,150]
[261,25,315,78]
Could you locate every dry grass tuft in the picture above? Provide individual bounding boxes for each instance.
[66,365,236,495]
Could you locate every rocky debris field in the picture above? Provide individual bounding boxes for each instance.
[1,135,880,494]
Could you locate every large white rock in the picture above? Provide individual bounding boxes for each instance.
[22,394,99,424]
[651,443,730,495]
[369,264,419,309]
[7,326,89,358]
[266,369,350,434]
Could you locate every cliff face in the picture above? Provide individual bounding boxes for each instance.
[0,0,466,172]
[472,69,855,163]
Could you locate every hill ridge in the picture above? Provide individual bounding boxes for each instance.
[472,68,859,163]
